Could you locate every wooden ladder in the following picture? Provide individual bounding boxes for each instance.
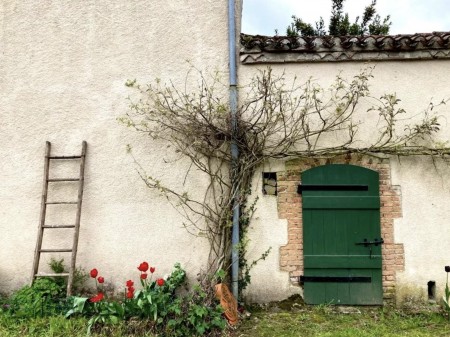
[31,141,87,296]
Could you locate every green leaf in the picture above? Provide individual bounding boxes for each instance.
[214,269,226,281]
[443,298,450,310]
[195,306,205,317]
[196,323,206,335]
[87,316,98,335]
[113,302,125,318]
[212,316,226,328]
[66,296,88,317]
[65,309,74,318]
[154,306,158,321]
[109,315,120,324]
[75,297,89,311]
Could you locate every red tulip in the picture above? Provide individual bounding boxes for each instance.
[98,276,104,284]
[90,268,98,278]
[138,262,149,272]
[157,278,165,287]
[126,290,134,299]
[127,286,135,293]
[140,273,148,280]
[126,280,134,288]
[150,267,155,274]
[89,292,104,303]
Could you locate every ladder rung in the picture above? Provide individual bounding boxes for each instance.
[46,201,78,204]
[48,156,82,160]
[48,178,80,182]
[42,225,76,229]
[40,249,73,253]
[35,273,70,277]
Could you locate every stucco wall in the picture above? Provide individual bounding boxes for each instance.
[240,61,450,303]
[0,0,229,293]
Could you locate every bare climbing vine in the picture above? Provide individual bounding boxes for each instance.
[120,67,449,296]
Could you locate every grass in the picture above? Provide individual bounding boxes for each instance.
[0,301,449,337]
[0,315,87,337]
[0,315,159,337]
[237,305,450,337]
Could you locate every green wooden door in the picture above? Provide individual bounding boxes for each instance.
[301,164,383,305]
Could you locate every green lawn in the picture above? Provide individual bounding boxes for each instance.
[0,315,159,337]
[1,304,449,337]
[237,305,450,337]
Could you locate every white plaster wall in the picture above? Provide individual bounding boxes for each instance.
[391,157,450,300]
[243,160,302,303]
[0,0,229,293]
[240,60,450,301]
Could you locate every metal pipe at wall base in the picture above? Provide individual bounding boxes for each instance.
[228,0,239,300]
[230,86,239,299]
[231,196,240,299]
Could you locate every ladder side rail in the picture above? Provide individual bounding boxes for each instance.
[67,140,87,296]
[31,141,51,283]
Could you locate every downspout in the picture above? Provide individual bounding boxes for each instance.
[228,0,240,300]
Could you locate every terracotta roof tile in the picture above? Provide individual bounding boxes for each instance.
[240,32,450,63]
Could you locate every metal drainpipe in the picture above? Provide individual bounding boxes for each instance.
[228,0,240,300]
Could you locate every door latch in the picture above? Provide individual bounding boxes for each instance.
[355,238,384,258]
[355,238,384,247]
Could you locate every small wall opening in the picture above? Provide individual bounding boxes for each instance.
[427,281,436,301]
[262,172,277,195]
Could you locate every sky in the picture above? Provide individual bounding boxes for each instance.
[242,0,450,36]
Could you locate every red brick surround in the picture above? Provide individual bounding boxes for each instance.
[277,156,404,302]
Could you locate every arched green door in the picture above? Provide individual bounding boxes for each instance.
[301,164,383,305]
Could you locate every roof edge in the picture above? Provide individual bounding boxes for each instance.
[240,32,450,64]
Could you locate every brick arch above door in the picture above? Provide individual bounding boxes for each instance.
[277,156,404,303]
